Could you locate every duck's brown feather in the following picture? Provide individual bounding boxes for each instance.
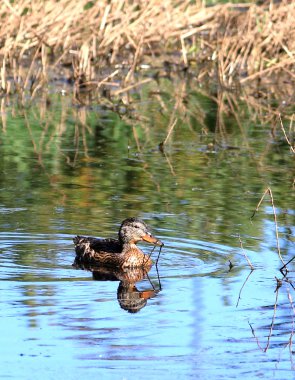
[73,236,152,268]
[74,236,122,254]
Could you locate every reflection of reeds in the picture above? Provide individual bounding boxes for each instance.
[0,1,294,98]
[248,276,295,363]
[279,115,295,154]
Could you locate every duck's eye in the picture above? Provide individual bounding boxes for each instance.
[134,224,140,229]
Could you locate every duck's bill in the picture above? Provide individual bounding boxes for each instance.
[142,234,164,246]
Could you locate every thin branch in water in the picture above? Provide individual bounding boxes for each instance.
[238,235,254,270]
[163,118,178,146]
[248,321,265,352]
[114,78,152,96]
[286,287,295,370]
[146,265,162,292]
[278,114,295,154]
[267,188,285,267]
[250,187,269,220]
[160,90,183,150]
[251,187,285,266]
[249,278,280,352]
[280,255,295,275]
[145,270,156,291]
[160,148,176,176]
[264,281,280,352]
[236,269,254,308]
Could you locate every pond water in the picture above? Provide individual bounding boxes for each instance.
[0,78,294,379]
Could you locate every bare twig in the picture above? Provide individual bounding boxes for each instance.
[264,280,280,352]
[249,321,265,352]
[163,118,178,146]
[279,114,295,154]
[286,287,295,370]
[114,78,152,96]
[251,187,285,266]
[236,269,254,308]
[238,235,254,270]
[280,256,295,275]
[249,278,280,352]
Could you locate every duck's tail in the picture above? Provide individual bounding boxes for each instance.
[73,235,83,245]
[73,236,91,260]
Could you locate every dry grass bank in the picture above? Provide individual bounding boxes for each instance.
[0,0,294,98]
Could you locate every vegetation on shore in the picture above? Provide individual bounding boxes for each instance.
[0,1,294,160]
[0,0,294,99]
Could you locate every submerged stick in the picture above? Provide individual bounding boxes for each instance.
[236,269,254,308]
[163,118,178,146]
[238,235,254,270]
[251,187,285,266]
[249,278,280,352]
[146,265,162,292]
[280,255,295,275]
[279,114,295,154]
[264,280,280,352]
[286,287,295,370]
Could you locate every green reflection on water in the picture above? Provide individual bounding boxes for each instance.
[0,79,294,379]
[0,82,293,251]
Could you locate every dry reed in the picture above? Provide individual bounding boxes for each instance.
[0,0,294,98]
[251,187,285,267]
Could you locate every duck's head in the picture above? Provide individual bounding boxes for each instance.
[119,218,163,246]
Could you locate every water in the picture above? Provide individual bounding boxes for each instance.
[0,84,294,379]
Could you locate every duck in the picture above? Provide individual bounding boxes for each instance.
[73,217,163,269]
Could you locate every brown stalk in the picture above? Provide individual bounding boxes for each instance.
[238,235,254,270]
[279,114,295,154]
[286,287,295,370]
[163,118,178,146]
[97,69,120,89]
[114,78,152,96]
[249,278,280,352]
[0,1,294,98]
[23,43,42,91]
[251,187,285,266]
[236,269,254,308]
[264,279,280,352]
[240,57,295,84]
[1,98,7,132]
[124,32,145,85]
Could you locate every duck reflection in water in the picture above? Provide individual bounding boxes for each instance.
[73,218,163,313]
[73,262,161,313]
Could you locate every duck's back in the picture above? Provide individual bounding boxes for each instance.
[74,236,123,261]
[73,235,152,269]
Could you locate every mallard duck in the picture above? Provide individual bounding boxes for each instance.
[73,217,163,268]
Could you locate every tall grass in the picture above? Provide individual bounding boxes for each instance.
[0,0,294,98]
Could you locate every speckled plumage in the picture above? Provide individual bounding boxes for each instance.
[73,218,163,268]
